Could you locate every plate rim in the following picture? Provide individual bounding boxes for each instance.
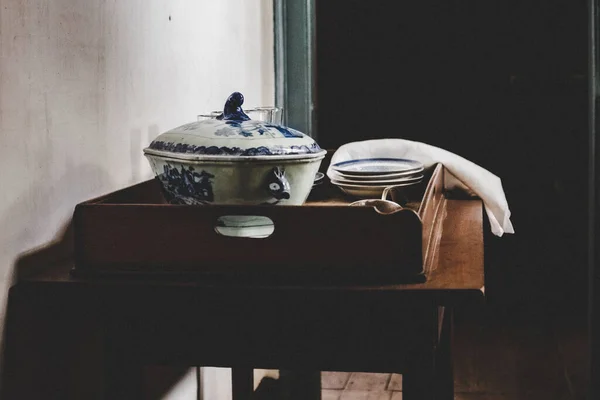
[333,180,420,190]
[332,167,424,179]
[330,174,424,186]
[331,158,424,175]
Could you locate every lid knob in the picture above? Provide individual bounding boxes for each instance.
[217,92,251,122]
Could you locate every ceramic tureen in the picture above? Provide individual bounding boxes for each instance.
[143,92,326,205]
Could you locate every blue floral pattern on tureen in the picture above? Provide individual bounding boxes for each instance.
[148,141,321,157]
[180,119,305,139]
[157,163,215,205]
[216,120,304,139]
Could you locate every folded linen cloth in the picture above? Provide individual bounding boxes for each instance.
[327,139,515,237]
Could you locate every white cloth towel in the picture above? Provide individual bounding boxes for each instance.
[327,139,515,237]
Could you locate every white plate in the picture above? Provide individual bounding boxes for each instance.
[334,180,420,199]
[331,174,423,186]
[331,158,424,176]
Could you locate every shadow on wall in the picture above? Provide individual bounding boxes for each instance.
[2,121,160,286]
[10,218,75,281]
[4,164,115,283]
[0,160,190,399]
[0,163,113,396]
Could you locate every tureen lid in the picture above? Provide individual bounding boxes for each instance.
[144,92,324,160]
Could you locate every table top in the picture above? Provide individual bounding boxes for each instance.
[15,199,484,305]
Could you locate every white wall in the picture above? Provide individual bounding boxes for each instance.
[0,0,274,397]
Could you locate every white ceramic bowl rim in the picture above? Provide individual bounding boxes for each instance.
[144,148,327,162]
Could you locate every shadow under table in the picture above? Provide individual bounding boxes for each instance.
[2,199,484,400]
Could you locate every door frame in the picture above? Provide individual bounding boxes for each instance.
[589,0,599,398]
[274,0,317,139]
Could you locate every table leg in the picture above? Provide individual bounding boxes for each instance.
[434,307,454,400]
[232,368,254,400]
[403,353,435,400]
[279,370,321,400]
[104,326,144,400]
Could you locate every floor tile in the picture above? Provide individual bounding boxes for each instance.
[340,390,391,400]
[345,373,390,391]
[387,374,402,391]
[452,318,570,396]
[322,371,352,390]
[323,389,342,400]
[554,315,588,400]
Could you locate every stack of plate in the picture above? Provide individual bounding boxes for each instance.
[329,158,425,198]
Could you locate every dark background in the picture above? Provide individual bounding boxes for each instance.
[315,0,589,318]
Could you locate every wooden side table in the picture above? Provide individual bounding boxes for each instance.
[2,199,484,400]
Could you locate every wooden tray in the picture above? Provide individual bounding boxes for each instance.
[72,161,447,283]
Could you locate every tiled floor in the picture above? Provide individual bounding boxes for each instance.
[143,304,588,399]
[314,306,588,400]
[321,372,400,399]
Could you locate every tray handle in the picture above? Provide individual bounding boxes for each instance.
[214,215,275,239]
